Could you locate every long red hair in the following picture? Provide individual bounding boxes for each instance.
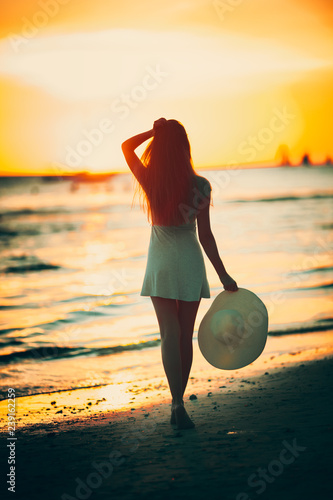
[133,119,199,226]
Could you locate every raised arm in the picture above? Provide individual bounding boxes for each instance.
[197,192,238,292]
[121,128,154,184]
[121,118,167,184]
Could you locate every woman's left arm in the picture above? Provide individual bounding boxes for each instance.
[121,129,154,184]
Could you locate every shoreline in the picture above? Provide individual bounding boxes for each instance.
[0,355,332,499]
[0,330,332,433]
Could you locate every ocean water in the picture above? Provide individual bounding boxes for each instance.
[0,166,332,399]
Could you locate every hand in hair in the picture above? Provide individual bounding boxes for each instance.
[153,117,167,133]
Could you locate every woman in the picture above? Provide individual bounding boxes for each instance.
[121,118,238,430]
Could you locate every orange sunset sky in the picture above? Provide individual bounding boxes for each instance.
[0,0,332,175]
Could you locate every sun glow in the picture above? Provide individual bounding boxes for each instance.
[0,1,333,175]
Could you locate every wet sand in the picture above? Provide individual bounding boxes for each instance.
[1,354,332,500]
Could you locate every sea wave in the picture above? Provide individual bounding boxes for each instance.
[268,317,333,336]
[0,339,161,365]
[0,203,128,219]
[230,193,333,204]
[0,208,72,217]
[0,255,62,274]
[1,317,332,365]
[288,281,333,292]
[291,265,333,275]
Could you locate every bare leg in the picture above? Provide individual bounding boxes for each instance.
[177,299,201,397]
[151,296,195,429]
[151,297,183,405]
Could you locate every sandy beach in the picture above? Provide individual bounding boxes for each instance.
[1,350,332,500]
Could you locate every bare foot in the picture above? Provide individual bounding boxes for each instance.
[170,399,184,425]
[174,404,195,430]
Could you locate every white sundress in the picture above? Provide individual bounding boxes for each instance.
[140,175,212,302]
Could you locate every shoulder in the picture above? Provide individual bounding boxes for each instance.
[193,175,212,196]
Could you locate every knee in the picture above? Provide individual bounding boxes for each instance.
[160,323,181,341]
[180,327,194,340]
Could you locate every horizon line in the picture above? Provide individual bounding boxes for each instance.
[1,158,331,177]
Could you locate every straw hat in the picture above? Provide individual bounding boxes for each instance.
[198,288,268,370]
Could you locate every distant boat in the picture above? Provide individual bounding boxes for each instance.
[301,154,312,166]
[275,144,291,166]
